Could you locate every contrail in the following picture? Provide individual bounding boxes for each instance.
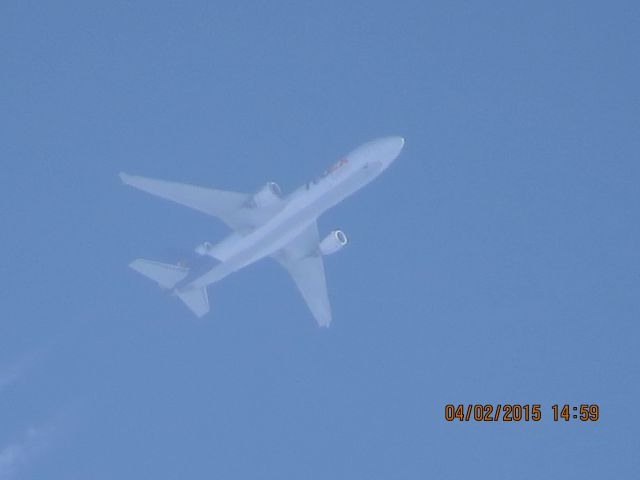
[0,423,50,480]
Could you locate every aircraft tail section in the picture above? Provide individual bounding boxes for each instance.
[175,286,210,318]
[129,259,189,289]
[129,258,210,317]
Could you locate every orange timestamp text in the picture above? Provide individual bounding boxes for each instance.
[444,404,600,422]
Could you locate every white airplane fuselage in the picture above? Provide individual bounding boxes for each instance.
[182,137,404,291]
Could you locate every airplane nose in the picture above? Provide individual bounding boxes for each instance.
[347,136,405,168]
[371,136,405,167]
[383,136,405,158]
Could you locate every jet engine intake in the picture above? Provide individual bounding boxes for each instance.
[251,182,282,207]
[319,230,348,255]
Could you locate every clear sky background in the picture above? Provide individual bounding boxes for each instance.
[1,0,639,478]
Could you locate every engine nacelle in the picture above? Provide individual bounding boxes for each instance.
[251,182,282,208]
[319,230,348,255]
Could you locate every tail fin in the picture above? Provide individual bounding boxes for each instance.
[129,258,189,289]
[129,258,210,317]
[175,286,210,317]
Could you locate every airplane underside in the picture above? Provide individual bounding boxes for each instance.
[120,137,404,326]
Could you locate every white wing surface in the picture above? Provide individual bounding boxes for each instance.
[273,221,332,327]
[119,172,274,232]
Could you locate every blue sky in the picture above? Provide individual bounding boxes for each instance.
[1,0,639,478]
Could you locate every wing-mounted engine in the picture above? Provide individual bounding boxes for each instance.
[250,182,282,208]
[319,230,348,255]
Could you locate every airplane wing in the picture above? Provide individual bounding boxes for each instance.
[273,221,332,327]
[119,172,277,232]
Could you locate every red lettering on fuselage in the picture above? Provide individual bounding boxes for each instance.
[327,157,348,173]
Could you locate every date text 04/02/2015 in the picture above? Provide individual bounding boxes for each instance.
[444,404,600,422]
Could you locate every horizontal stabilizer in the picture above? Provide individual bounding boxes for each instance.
[176,286,210,317]
[129,259,188,289]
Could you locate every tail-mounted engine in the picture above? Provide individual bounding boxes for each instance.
[319,230,348,255]
[251,182,282,208]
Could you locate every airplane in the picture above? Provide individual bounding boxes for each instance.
[120,136,405,326]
